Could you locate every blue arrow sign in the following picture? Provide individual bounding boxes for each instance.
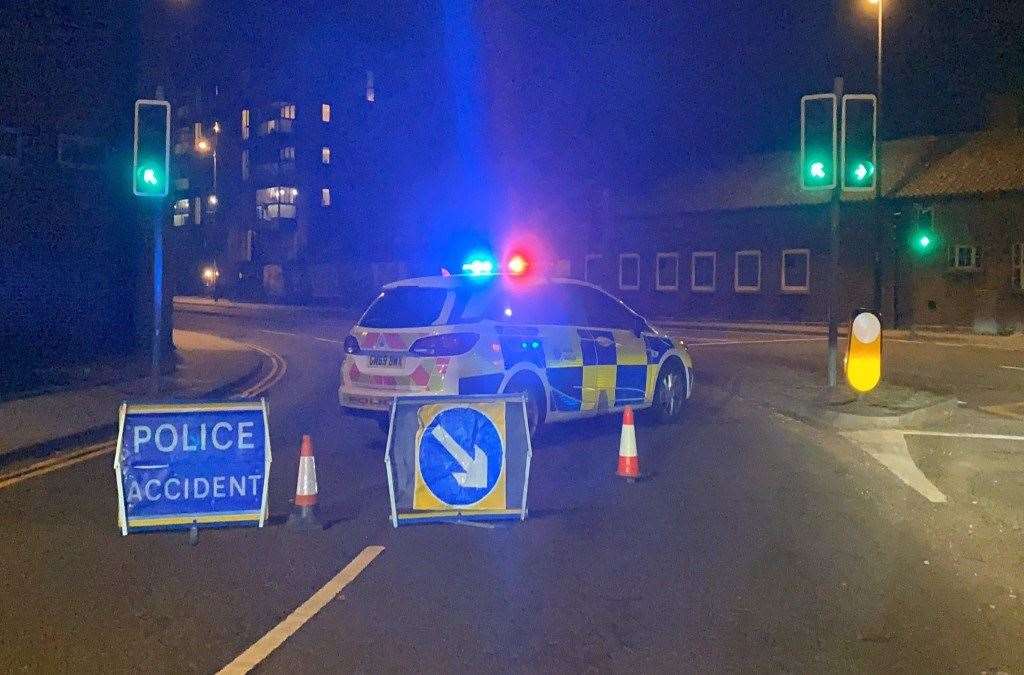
[418,407,502,506]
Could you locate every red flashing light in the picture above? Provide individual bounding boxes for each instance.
[507,254,529,275]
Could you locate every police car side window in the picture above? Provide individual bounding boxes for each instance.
[573,286,636,330]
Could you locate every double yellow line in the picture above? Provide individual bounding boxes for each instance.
[0,342,287,492]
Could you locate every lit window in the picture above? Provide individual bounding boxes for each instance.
[57,134,103,169]
[0,127,18,166]
[584,254,602,284]
[193,198,202,225]
[256,186,298,220]
[321,188,331,207]
[734,250,761,292]
[1013,243,1024,291]
[321,146,330,164]
[655,253,679,291]
[280,104,296,120]
[172,198,190,227]
[366,71,375,103]
[618,253,640,291]
[241,109,249,140]
[781,249,811,293]
[241,150,249,181]
[193,122,203,138]
[321,103,331,122]
[948,245,980,271]
[280,146,295,161]
[691,252,716,292]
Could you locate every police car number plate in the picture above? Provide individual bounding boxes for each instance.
[368,353,404,368]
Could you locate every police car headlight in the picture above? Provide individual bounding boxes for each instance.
[409,333,479,357]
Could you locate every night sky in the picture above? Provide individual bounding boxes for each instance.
[150,0,1023,224]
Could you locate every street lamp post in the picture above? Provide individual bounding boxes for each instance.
[867,0,888,319]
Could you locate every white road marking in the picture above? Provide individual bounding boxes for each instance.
[899,430,1024,442]
[684,337,825,347]
[257,329,298,338]
[311,336,346,345]
[841,430,947,503]
[217,545,385,674]
[999,365,1024,371]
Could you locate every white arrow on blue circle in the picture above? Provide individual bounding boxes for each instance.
[430,424,488,489]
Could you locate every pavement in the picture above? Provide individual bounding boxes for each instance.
[0,329,264,458]
[1,310,1024,672]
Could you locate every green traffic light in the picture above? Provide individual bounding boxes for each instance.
[809,162,826,179]
[142,168,158,186]
[910,228,936,254]
[850,161,875,185]
[918,235,931,248]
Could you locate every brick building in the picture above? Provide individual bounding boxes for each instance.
[0,2,144,387]
[586,119,1024,332]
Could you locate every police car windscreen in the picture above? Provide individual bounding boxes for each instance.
[361,286,449,328]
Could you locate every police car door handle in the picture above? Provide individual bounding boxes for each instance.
[595,336,614,348]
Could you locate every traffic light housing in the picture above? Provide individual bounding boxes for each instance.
[908,207,937,255]
[841,94,878,191]
[133,99,170,198]
[800,94,837,190]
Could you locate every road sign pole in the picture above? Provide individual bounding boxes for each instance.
[827,76,844,389]
[150,203,163,396]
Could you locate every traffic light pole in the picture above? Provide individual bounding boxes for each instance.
[149,202,164,396]
[826,76,844,389]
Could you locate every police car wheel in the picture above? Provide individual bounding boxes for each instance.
[653,362,687,423]
[503,375,545,437]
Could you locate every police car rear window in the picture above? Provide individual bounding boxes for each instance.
[361,287,449,328]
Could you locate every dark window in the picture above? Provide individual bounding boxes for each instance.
[568,285,641,330]
[692,252,716,291]
[57,135,104,169]
[0,127,19,161]
[735,251,761,292]
[360,287,449,328]
[585,255,602,284]
[781,249,810,292]
[454,283,585,326]
[619,254,640,289]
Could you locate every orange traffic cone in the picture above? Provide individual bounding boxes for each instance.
[287,435,323,531]
[616,406,640,482]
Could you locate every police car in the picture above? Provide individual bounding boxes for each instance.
[339,269,693,435]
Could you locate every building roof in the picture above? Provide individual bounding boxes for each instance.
[899,127,1024,198]
[628,126,1024,216]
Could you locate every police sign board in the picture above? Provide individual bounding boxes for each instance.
[385,395,532,526]
[114,400,272,534]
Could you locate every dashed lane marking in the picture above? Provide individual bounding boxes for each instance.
[899,430,1024,442]
[999,365,1024,371]
[217,545,385,674]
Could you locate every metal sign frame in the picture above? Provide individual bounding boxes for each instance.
[384,394,533,527]
[800,93,838,191]
[132,99,170,198]
[840,94,878,193]
[114,399,272,535]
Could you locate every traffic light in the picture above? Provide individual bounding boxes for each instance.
[800,94,837,190]
[133,99,170,198]
[908,207,937,255]
[841,94,878,191]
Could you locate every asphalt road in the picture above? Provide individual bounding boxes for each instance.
[1,312,1022,673]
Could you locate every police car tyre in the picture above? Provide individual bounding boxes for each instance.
[652,359,687,423]
[503,373,546,437]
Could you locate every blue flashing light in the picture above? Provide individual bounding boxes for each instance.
[461,257,495,276]
[531,341,540,349]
